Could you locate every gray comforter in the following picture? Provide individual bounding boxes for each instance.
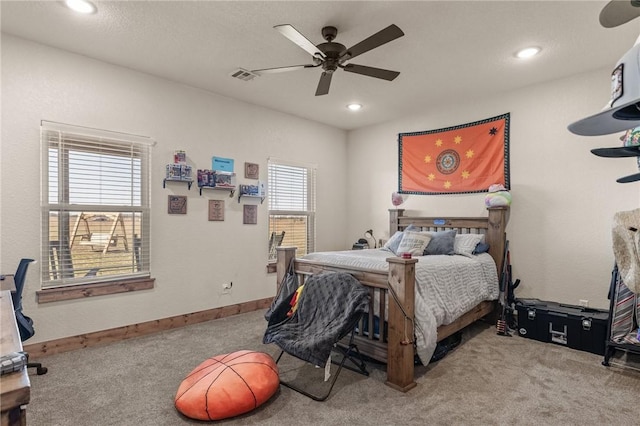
[263,271,370,367]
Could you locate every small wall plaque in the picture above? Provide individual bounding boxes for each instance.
[244,162,259,179]
[243,204,257,224]
[208,200,225,221]
[168,195,187,214]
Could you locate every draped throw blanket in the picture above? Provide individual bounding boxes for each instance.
[263,272,370,367]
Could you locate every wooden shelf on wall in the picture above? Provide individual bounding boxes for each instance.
[199,186,235,197]
[163,178,193,190]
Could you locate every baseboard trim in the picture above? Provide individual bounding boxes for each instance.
[24,298,272,358]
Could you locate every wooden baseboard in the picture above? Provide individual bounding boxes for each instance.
[24,298,272,358]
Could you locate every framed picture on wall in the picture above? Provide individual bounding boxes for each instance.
[243,204,257,224]
[208,200,225,221]
[244,162,259,179]
[168,195,187,214]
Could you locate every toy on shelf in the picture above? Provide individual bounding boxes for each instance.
[164,150,193,189]
[214,171,236,189]
[174,150,186,164]
[197,169,216,188]
[197,169,236,196]
[238,181,265,203]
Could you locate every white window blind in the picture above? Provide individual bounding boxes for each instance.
[268,159,316,259]
[41,121,154,288]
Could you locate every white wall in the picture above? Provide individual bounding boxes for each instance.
[0,35,348,344]
[347,69,640,309]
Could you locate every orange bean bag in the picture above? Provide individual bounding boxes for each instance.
[175,350,279,421]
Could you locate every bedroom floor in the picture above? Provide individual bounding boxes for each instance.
[28,310,640,426]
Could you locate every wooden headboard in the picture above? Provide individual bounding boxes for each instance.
[389,206,509,273]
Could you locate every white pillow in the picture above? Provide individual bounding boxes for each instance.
[382,231,404,255]
[454,233,485,257]
[396,231,432,256]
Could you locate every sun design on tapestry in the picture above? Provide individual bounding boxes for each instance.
[436,149,460,175]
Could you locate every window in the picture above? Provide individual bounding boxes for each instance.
[268,159,316,260]
[40,121,154,289]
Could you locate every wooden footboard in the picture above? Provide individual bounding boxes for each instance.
[274,206,508,392]
[276,246,418,391]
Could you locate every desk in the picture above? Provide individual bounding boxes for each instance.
[0,276,16,293]
[0,290,30,426]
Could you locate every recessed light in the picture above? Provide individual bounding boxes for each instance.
[347,103,362,111]
[65,0,97,14]
[515,47,541,59]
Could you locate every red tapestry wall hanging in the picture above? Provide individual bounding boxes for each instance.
[398,113,510,195]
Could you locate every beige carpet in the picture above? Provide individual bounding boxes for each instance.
[27,310,640,425]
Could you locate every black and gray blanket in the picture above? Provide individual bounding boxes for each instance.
[263,271,370,367]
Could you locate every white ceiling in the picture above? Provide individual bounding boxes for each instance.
[1,1,639,130]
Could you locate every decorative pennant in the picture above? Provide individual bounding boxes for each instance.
[398,113,510,195]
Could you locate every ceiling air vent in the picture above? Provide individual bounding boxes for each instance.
[230,68,258,82]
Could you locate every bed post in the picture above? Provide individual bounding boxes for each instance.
[486,207,508,273]
[389,208,405,236]
[385,256,418,392]
[276,247,296,290]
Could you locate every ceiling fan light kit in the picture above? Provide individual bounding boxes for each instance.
[253,23,405,96]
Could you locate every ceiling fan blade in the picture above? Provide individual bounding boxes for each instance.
[340,24,404,61]
[315,72,332,96]
[274,24,326,59]
[599,0,640,28]
[617,172,640,183]
[342,64,400,81]
[252,64,317,74]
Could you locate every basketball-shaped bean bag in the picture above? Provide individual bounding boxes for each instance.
[175,350,279,421]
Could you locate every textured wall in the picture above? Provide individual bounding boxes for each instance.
[0,35,348,343]
[346,70,640,309]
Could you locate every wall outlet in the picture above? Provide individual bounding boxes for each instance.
[579,299,589,308]
[221,282,233,294]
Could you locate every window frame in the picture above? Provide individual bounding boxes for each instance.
[267,158,316,261]
[40,121,154,295]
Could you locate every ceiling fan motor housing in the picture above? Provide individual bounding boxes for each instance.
[317,41,346,73]
[321,26,338,42]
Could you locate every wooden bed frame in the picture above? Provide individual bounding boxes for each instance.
[275,206,508,392]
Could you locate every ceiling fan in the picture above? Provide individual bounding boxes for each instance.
[252,24,405,96]
[599,0,640,27]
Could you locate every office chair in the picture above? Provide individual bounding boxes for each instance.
[12,258,48,375]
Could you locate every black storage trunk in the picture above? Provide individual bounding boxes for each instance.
[516,299,609,355]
